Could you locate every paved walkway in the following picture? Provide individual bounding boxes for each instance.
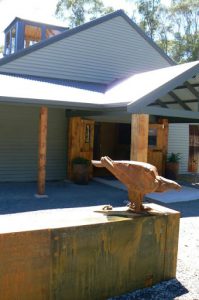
[0,181,128,215]
[146,185,199,203]
[94,177,199,204]
[0,178,199,216]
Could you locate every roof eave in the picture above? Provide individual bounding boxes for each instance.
[131,106,199,119]
[0,95,128,111]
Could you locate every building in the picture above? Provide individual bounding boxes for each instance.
[0,10,199,193]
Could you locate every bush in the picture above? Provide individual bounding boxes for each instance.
[167,153,181,163]
[72,157,90,166]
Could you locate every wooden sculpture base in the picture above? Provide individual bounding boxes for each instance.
[95,203,163,217]
[0,204,180,300]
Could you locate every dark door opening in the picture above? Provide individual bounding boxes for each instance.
[93,122,131,177]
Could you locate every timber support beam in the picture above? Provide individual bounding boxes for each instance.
[131,114,149,162]
[184,81,199,99]
[168,91,192,111]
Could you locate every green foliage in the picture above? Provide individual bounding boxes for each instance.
[55,0,114,27]
[136,0,161,40]
[167,153,181,163]
[72,156,91,166]
[155,5,173,54]
[134,0,199,63]
[168,0,199,63]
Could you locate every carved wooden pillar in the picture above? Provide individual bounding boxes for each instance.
[131,114,149,162]
[37,106,48,195]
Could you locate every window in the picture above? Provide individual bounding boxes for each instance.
[46,28,62,39]
[85,124,91,143]
[5,32,10,55]
[148,128,157,147]
[24,25,41,48]
[4,26,16,55]
[11,26,16,53]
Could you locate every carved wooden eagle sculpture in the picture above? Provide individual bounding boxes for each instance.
[92,156,181,213]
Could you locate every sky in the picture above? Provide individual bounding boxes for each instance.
[0,0,135,45]
[0,0,169,46]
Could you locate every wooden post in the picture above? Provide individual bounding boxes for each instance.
[130,114,149,212]
[38,106,48,195]
[131,114,149,162]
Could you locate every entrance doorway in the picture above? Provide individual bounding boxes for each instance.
[93,122,131,177]
[93,120,168,176]
[68,117,168,179]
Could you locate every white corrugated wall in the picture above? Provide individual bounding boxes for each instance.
[168,124,189,174]
[0,103,67,181]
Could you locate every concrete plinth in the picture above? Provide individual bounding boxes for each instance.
[0,203,180,300]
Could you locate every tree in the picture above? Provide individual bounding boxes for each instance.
[135,0,161,40]
[55,0,114,27]
[168,0,199,62]
[155,5,173,55]
[132,0,199,63]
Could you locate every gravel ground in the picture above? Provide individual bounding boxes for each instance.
[108,200,199,300]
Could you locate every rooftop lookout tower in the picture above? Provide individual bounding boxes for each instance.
[3,17,67,56]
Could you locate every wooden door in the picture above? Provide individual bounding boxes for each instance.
[68,117,94,179]
[93,123,117,177]
[188,125,199,172]
[147,120,168,175]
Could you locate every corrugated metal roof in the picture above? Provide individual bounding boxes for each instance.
[0,72,107,92]
[0,74,107,109]
[0,61,199,117]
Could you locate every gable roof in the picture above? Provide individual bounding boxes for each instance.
[0,10,174,85]
[0,10,174,66]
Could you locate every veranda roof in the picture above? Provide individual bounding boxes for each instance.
[0,60,199,119]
